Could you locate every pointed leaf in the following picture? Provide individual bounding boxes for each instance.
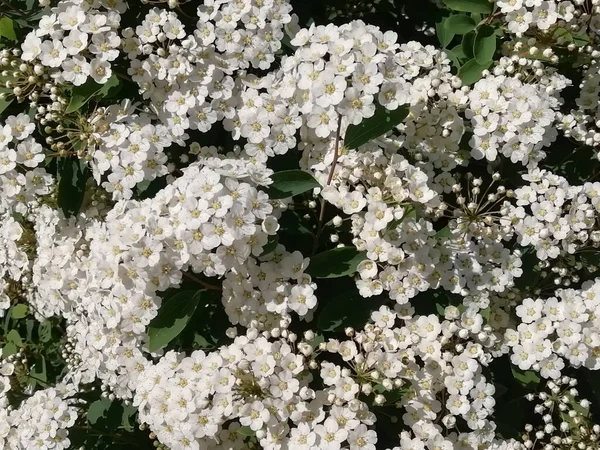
[0,98,13,115]
[147,290,204,352]
[317,289,375,331]
[445,14,476,34]
[458,58,491,85]
[64,75,119,114]
[306,247,367,279]
[437,18,455,48]
[461,31,476,59]
[443,0,493,13]
[57,157,89,217]
[266,170,320,199]
[474,24,497,64]
[511,367,540,388]
[87,399,111,425]
[344,103,409,150]
[0,18,16,41]
[11,304,28,319]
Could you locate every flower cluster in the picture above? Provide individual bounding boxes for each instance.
[506,278,600,377]
[1,0,600,449]
[0,375,79,450]
[21,0,125,85]
[505,169,600,261]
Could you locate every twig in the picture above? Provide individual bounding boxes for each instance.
[182,272,221,291]
[311,114,343,257]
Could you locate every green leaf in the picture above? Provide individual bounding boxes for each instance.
[571,32,589,47]
[121,404,138,432]
[237,426,256,437]
[435,226,452,240]
[266,170,320,199]
[260,235,279,257]
[0,98,13,115]
[437,19,454,48]
[57,157,89,218]
[0,18,16,41]
[7,329,22,346]
[446,45,466,69]
[317,289,375,332]
[64,75,119,114]
[559,394,589,427]
[443,0,493,13]
[457,58,491,85]
[473,24,496,64]
[30,355,47,386]
[38,320,52,343]
[373,384,407,405]
[344,103,409,150]
[97,74,121,98]
[65,81,102,114]
[511,367,540,388]
[11,304,28,319]
[1,342,16,358]
[449,44,467,60]
[461,31,476,59]
[306,247,367,279]
[87,399,111,425]
[445,14,476,34]
[25,319,35,341]
[147,290,204,352]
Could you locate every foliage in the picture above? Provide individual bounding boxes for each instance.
[1,0,600,450]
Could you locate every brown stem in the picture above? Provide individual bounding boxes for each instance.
[311,114,343,257]
[182,272,221,291]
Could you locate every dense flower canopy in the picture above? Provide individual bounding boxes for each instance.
[1,0,600,450]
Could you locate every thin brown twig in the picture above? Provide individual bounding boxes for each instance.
[182,272,221,291]
[311,114,343,257]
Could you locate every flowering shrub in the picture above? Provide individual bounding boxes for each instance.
[1,0,600,449]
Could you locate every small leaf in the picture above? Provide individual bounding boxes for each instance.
[445,14,476,34]
[344,103,409,150]
[437,19,455,48]
[11,304,28,319]
[306,247,367,279]
[317,289,375,331]
[480,307,490,321]
[571,32,589,47]
[25,319,35,341]
[121,404,138,432]
[449,44,467,60]
[6,329,22,346]
[266,170,320,199]
[38,320,52,342]
[443,0,493,13]
[473,24,497,64]
[457,58,491,85]
[97,74,121,98]
[147,290,204,352]
[0,18,16,41]
[511,367,540,388]
[65,81,103,114]
[237,426,256,437]
[259,235,279,257]
[559,394,589,427]
[435,226,452,240]
[30,355,47,386]
[64,75,119,114]
[373,384,407,405]
[87,399,111,425]
[1,342,16,358]
[0,98,13,115]
[57,157,89,217]
[461,31,476,59]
